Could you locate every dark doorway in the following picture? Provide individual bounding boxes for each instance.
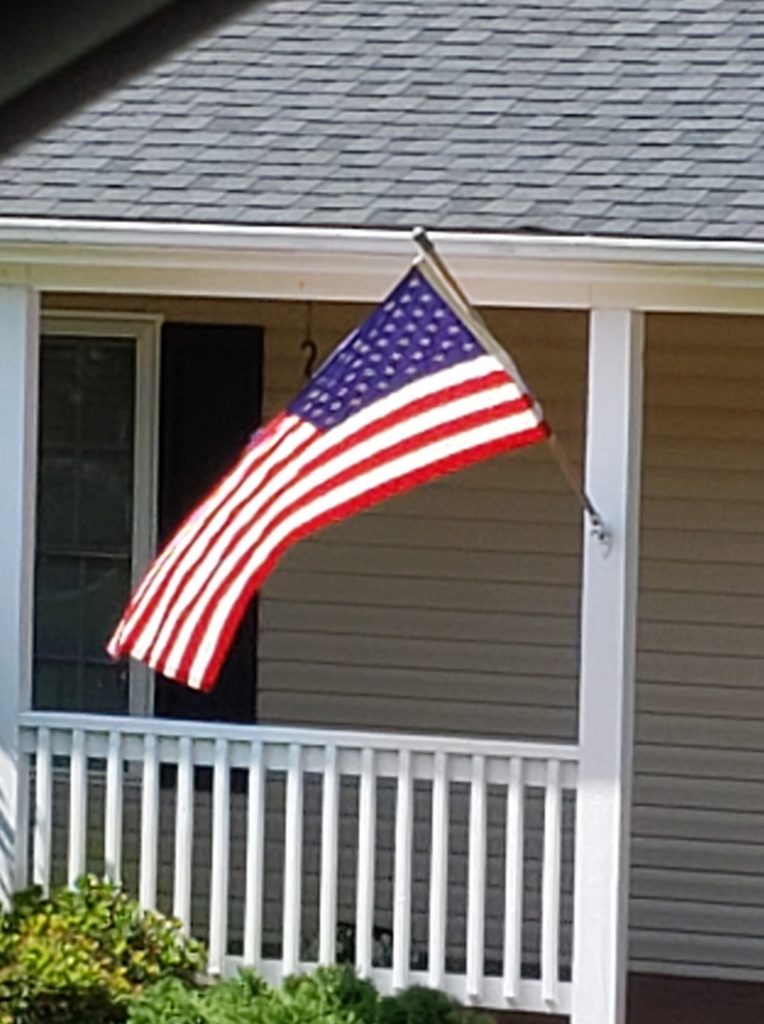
[154,321,263,722]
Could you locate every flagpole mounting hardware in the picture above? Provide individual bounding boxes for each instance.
[587,507,611,551]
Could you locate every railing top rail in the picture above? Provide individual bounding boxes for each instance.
[19,710,580,763]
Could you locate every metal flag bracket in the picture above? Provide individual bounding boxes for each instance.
[412,226,612,553]
[587,506,612,553]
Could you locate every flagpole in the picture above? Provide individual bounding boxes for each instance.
[412,226,610,545]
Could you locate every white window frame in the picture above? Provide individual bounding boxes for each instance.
[39,312,162,716]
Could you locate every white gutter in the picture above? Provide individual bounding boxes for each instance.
[5,215,764,264]
[2,217,764,313]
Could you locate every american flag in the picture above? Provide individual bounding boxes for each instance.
[108,262,550,690]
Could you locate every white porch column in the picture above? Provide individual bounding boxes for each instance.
[0,287,40,905]
[571,309,644,1024]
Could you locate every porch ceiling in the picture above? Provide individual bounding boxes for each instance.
[4,218,764,315]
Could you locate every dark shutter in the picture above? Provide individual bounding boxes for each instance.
[155,322,263,722]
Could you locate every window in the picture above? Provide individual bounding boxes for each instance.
[33,317,158,715]
[33,313,263,721]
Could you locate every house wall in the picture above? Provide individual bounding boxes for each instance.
[43,293,764,983]
[630,314,764,980]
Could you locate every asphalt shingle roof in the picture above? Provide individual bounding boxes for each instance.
[2,0,764,240]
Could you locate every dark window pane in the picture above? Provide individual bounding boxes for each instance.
[80,342,135,447]
[34,659,128,714]
[39,343,78,446]
[34,556,81,659]
[33,660,76,711]
[81,663,130,715]
[78,452,133,550]
[34,334,135,713]
[81,561,132,659]
[36,455,78,549]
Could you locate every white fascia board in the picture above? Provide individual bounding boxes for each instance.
[2,218,764,313]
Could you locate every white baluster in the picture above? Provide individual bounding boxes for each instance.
[173,736,194,931]
[541,760,562,1008]
[104,731,123,885]
[244,741,266,966]
[14,748,30,893]
[503,757,524,1003]
[33,727,52,891]
[393,748,413,992]
[282,744,304,976]
[355,748,376,978]
[139,733,159,908]
[319,744,339,965]
[428,751,448,990]
[209,738,230,975]
[67,729,87,887]
[466,754,486,1002]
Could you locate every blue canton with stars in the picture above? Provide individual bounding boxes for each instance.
[290,267,486,432]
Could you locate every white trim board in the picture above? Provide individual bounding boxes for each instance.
[2,219,764,313]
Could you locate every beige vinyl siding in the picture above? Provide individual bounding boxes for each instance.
[631,314,764,981]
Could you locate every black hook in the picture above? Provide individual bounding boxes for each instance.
[301,301,318,380]
[301,338,318,379]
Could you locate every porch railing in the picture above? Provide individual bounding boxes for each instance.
[18,711,578,1014]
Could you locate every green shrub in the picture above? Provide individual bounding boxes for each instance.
[275,967,379,1024]
[201,970,269,1023]
[124,977,206,1024]
[129,966,492,1024]
[377,986,482,1024]
[129,966,377,1024]
[0,875,205,1024]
